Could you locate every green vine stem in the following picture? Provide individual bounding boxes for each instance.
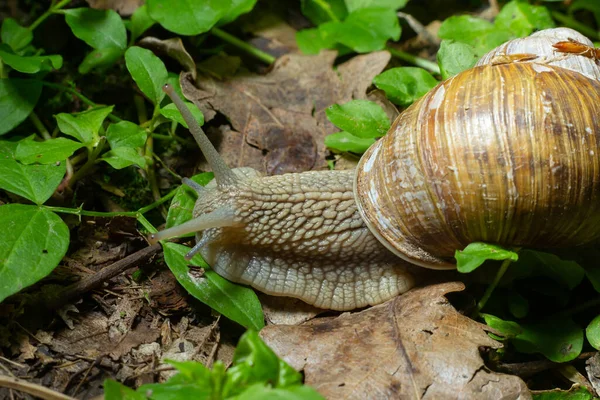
[386,46,441,75]
[68,138,106,187]
[476,256,516,314]
[210,27,276,65]
[29,0,72,31]
[29,112,52,140]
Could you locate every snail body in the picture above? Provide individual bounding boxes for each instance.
[151,28,600,310]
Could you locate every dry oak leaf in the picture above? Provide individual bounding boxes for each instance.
[181,50,392,175]
[260,282,531,400]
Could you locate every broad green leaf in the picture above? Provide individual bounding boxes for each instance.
[0,153,65,204]
[163,242,264,331]
[482,313,523,338]
[62,8,127,50]
[105,121,147,149]
[218,0,258,26]
[0,45,62,74]
[138,360,215,398]
[147,0,230,35]
[165,173,214,230]
[512,317,583,363]
[586,315,600,350]
[324,131,375,153]
[300,0,347,25]
[373,67,438,107]
[345,0,408,13]
[160,102,204,129]
[55,106,114,146]
[455,242,519,273]
[15,136,83,165]
[326,100,389,138]
[231,384,325,400]
[0,78,43,135]
[507,292,529,319]
[1,18,32,51]
[515,250,585,290]
[129,5,156,42]
[125,46,168,105]
[78,47,123,74]
[103,380,146,400]
[438,15,512,56]
[320,7,401,53]
[0,205,69,303]
[531,385,594,400]
[101,147,146,169]
[437,40,479,79]
[296,27,337,55]
[495,0,554,38]
[585,266,600,293]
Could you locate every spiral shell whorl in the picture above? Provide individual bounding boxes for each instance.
[355,36,600,269]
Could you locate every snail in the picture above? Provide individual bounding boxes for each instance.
[149,28,600,311]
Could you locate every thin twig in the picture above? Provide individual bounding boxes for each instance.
[0,375,76,400]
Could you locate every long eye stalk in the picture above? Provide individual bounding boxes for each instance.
[162,84,237,187]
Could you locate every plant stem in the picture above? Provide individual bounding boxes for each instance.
[69,139,105,187]
[29,0,72,31]
[476,258,513,313]
[210,27,276,65]
[29,112,52,140]
[386,46,441,75]
[551,12,600,40]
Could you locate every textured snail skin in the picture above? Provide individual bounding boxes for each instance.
[155,28,600,310]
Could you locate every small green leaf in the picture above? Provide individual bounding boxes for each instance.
[0,45,63,74]
[62,8,127,50]
[0,78,43,136]
[218,0,258,26]
[482,313,523,339]
[455,242,519,273]
[147,0,230,35]
[0,204,69,303]
[300,0,347,25]
[585,266,600,293]
[160,102,204,128]
[78,47,123,74]
[586,315,600,350]
[55,106,114,146]
[103,379,146,400]
[438,15,512,56]
[163,242,264,331]
[0,150,65,204]
[295,27,337,55]
[326,100,390,138]
[105,121,148,149]
[15,136,84,165]
[231,384,325,400]
[437,40,479,79]
[507,292,529,319]
[531,385,594,400]
[125,46,168,105]
[344,0,408,13]
[165,173,214,230]
[373,67,438,107]
[495,0,554,38]
[513,317,583,363]
[138,360,214,398]
[324,131,375,153]
[101,147,146,169]
[1,18,32,51]
[129,4,156,42]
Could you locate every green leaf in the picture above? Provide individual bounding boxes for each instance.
[507,292,529,319]
[512,317,583,363]
[129,4,156,42]
[78,47,123,74]
[1,18,32,51]
[482,313,523,339]
[103,380,146,400]
[586,315,600,350]
[105,121,147,149]
[300,0,347,25]
[345,0,408,13]
[218,0,258,26]
[455,242,519,273]
[231,384,325,400]
[0,45,62,74]
[55,106,114,146]
[437,40,479,79]
[326,100,390,138]
[515,250,585,290]
[438,15,512,56]
[295,27,337,55]
[0,78,43,136]
[124,46,168,105]
[165,173,214,230]
[495,0,554,38]
[585,266,600,293]
[138,360,215,398]
[319,7,401,53]
[160,102,204,128]
[101,147,147,169]
[15,136,84,165]
[0,205,69,303]
[0,149,65,204]
[147,0,229,35]
[570,0,600,27]
[163,242,264,331]
[324,131,375,153]
[62,8,126,50]
[532,385,594,400]
[373,67,438,107]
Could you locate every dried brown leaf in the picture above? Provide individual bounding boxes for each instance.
[260,282,531,400]
[86,0,143,16]
[139,37,197,80]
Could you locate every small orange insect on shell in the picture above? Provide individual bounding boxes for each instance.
[553,38,600,62]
